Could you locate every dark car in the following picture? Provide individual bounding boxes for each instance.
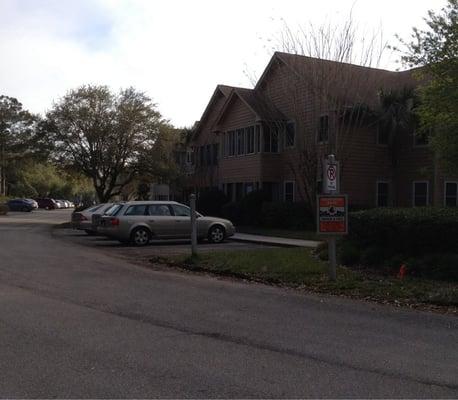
[35,198,58,210]
[7,198,35,212]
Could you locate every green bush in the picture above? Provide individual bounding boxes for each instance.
[197,189,228,217]
[0,203,9,215]
[349,207,458,254]
[345,207,458,280]
[339,240,361,266]
[260,201,314,230]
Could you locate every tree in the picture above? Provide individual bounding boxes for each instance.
[397,0,458,171]
[47,85,166,202]
[0,96,38,195]
[267,16,387,214]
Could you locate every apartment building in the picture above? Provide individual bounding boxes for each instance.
[187,52,458,208]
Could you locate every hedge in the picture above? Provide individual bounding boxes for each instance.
[348,207,458,254]
[340,207,458,281]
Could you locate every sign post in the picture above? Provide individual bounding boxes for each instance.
[318,155,347,281]
[190,194,197,256]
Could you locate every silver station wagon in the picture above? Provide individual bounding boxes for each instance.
[97,201,235,246]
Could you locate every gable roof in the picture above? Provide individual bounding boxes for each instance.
[214,87,286,128]
[192,84,234,140]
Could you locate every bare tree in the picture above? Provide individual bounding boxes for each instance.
[265,14,389,213]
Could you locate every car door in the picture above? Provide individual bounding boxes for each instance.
[170,204,192,238]
[146,204,175,238]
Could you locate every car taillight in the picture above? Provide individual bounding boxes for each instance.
[80,215,88,221]
[110,218,120,226]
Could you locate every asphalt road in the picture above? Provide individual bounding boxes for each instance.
[0,210,457,398]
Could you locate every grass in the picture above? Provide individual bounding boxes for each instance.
[161,248,458,310]
[236,226,320,241]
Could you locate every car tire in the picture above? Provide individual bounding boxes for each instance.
[208,225,225,244]
[130,227,151,246]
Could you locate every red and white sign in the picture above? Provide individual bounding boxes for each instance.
[317,195,348,234]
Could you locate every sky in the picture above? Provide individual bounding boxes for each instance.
[0,0,447,127]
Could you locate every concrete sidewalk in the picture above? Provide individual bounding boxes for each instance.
[230,232,321,248]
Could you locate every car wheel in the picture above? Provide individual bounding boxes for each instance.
[208,225,225,244]
[130,227,151,246]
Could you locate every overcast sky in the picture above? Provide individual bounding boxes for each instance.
[0,0,446,127]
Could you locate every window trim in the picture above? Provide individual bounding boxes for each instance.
[412,180,429,207]
[375,180,390,207]
[284,180,295,202]
[444,180,458,207]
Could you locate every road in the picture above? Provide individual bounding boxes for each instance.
[0,210,457,398]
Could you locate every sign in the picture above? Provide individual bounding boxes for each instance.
[323,160,339,193]
[317,195,348,235]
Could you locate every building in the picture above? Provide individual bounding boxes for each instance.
[187,52,458,208]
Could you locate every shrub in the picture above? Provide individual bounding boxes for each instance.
[260,201,314,230]
[197,189,228,217]
[339,240,361,266]
[349,207,458,254]
[0,203,9,215]
[405,253,458,281]
[238,190,271,225]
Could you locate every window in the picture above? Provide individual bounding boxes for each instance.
[245,182,254,194]
[171,204,191,217]
[413,181,429,206]
[228,130,236,156]
[255,125,261,152]
[284,181,295,202]
[205,145,211,165]
[212,143,218,165]
[236,128,245,155]
[263,125,279,153]
[125,204,148,216]
[285,122,295,147]
[377,125,389,145]
[413,130,429,146]
[199,146,204,165]
[105,204,123,216]
[445,182,458,207]
[318,115,329,143]
[148,204,171,216]
[246,126,255,154]
[376,181,389,207]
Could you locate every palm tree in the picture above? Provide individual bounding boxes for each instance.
[377,87,418,205]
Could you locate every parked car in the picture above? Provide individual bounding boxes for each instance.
[24,199,39,209]
[97,201,235,246]
[91,203,120,234]
[71,203,113,234]
[35,198,58,210]
[7,198,35,212]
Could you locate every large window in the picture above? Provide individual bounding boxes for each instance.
[246,126,255,154]
[413,181,429,206]
[236,129,245,155]
[377,125,389,146]
[445,182,458,207]
[285,122,295,148]
[255,125,261,152]
[227,130,236,156]
[212,143,218,165]
[284,181,295,202]
[376,181,389,207]
[318,115,329,143]
[263,125,279,153]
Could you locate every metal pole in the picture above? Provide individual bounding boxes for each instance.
[190,194,197,256]
[328,237,337,281]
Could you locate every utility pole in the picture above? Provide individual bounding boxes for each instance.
[190,194,197,256]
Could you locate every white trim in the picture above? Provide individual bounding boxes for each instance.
[444,180,458,207]
[375,180,390,207]
[284,180,295,202]
[412,180,429,207]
